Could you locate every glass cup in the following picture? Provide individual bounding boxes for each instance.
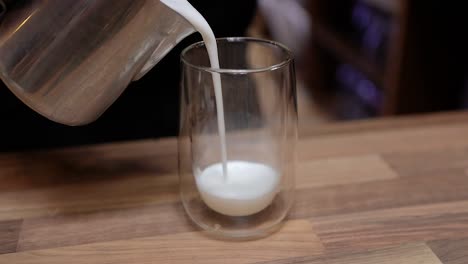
[179,37,297,239]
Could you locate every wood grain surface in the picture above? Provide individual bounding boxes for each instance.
[429,238,468,264]
[0,220,22,254]
[2,111,468,263]
[3,220,323,264]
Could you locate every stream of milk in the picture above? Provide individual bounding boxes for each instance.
[160,0,228,177]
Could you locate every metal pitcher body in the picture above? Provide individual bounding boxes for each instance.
[0,0,194,125]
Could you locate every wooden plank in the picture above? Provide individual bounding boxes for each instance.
[0,138,179,222]
[311,200,468,252]
[383,147,468,177]
[429,238,468,264]
[291,172,468,219]
[2,112,468,263]
[0,139,177,192]
[0,172,179,222]
[3,220,324,264]
[17,202,194,252]
[0,220,22,254]
[16,153,400,252]
[297,155,398,188]
[299,123,468,160]
[10,137,422,223]
[256,243,442,264]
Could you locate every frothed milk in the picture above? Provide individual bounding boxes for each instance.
[162,0,280,216]
[196,161,280,217]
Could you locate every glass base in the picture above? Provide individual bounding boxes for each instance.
[181,194,292,240]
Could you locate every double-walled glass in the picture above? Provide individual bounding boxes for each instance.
[179,38,297,239]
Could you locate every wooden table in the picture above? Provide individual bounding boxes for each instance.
[1,111,468,264]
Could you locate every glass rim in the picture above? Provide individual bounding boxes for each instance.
[180,37,294,74]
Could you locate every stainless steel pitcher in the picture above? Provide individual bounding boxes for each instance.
[0,0,195,125]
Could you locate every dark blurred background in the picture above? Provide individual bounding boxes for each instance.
[1,0,467,151]
[256,0,468,125]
